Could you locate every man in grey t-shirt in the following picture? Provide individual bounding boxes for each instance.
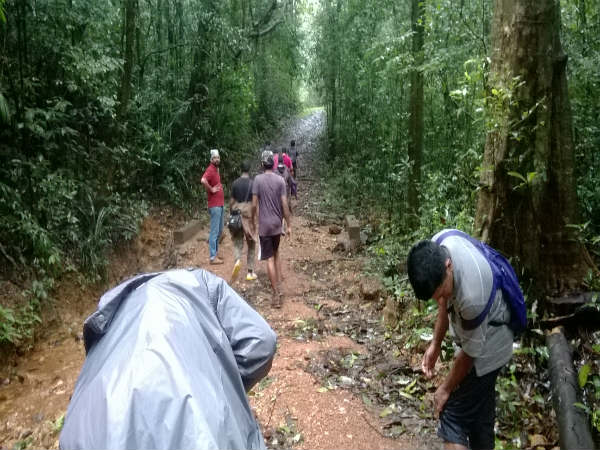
[252,150,291,308]
[407,229,514,450]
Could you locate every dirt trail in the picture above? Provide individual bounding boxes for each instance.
[0,111,428,449]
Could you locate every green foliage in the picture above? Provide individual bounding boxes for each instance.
[562,0,600,238]
[0,0,303,351]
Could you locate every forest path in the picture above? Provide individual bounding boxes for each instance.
[0,111,428,449]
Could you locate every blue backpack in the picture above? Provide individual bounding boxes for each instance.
[435,230,527,334]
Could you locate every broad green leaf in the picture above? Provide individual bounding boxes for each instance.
[507,171,527,183]
[579,363,591,388]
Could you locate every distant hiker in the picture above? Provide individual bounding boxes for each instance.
[407,229,518,450]
[281,147,293,172]
[229,160,257,282]
[201,149,224,265]
[290,140,298,177]
[60,269,277,450]
[252,150,292,308]
[260,141,272,174]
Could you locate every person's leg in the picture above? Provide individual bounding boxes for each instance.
[443,443,468,450]
[437,370,476,449]
[216,206,224,256]
[230,232,243,281]
[274,248,283,284]
[260,235,281,306]
[439,368,500,450]
[233,233,243,262]
[208,207,220,261]
[468,369,500,450]
[266,256,279,293]
[246,235,255,274]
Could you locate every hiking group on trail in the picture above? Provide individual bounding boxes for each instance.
[58,143,526,450]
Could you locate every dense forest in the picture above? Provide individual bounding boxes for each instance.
[1,0,599,448]
[1,0,304,334]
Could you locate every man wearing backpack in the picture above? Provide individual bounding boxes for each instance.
[229,160,257,282]
[407,229,523,450]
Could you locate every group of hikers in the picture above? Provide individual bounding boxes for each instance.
[199,140,299,308]
[59,137,527,450]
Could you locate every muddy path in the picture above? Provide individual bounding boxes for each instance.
[0,111,434,449]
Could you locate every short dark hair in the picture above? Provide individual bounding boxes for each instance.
[407,240,447,300]
[290,140,295,146]
[240,160,250,173]
[262,160,274,169]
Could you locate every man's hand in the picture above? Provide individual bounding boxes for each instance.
[285,225,292,239]
[422,342,441,378]
[211,184,221,194]
[433,385,451,418]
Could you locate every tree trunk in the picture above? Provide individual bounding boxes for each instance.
[117,0,136,119]
[407,0,425,227]
[475,0,593,295]
[156,0,163,68]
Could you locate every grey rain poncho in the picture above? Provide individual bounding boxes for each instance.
[59,269,277,450]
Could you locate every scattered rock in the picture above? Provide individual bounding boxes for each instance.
[345,285,360,300]
[328,224,342,235]
[359,277,383,301]
[19,429,33,440]
[383,298,399,328]
[333,232,358,253]
[529,434,547,447]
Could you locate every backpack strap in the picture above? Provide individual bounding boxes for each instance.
[435,230,498,330]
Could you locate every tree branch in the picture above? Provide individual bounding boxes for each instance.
[248,18,284,38]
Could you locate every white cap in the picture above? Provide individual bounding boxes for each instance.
[210,149,220,158]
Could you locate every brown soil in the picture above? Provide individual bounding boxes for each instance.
[0,112,429,449]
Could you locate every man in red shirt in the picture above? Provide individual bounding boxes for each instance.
[201,149,225,264]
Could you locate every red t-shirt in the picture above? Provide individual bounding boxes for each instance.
[202,163,224,208]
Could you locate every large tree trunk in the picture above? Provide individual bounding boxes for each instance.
[475,0,593,295]
[407,0,425,227]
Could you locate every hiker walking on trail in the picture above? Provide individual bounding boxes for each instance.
[290,140,298,177]
[252,150,291,308]
[201,149,225,265]
[407,229,520,450]
[276,161,294,228]
[229,160,257,282]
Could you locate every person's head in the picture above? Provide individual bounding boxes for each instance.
[277,163,285,174]
[210,149,220,166]
[240,160,250,174]
[282,147,288,155]
[407,240,452,302]
[290,140,295,147]
[261,150,274,170]
[264,141,271,149]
